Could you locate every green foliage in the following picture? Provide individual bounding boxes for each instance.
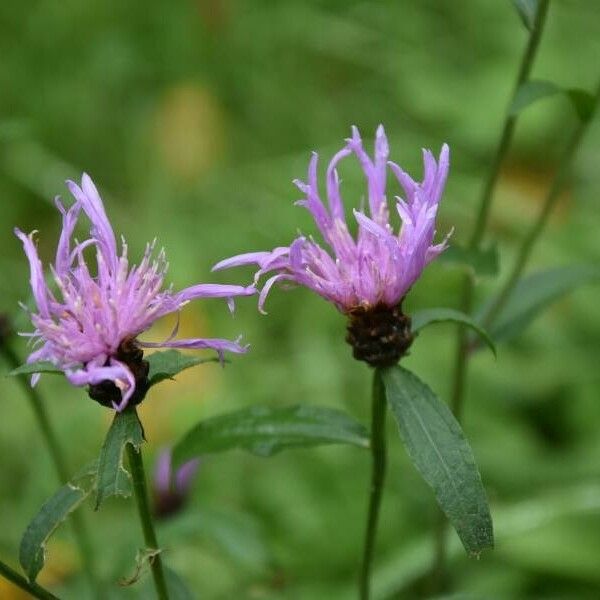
[1,0,599,596]
[510,80,596,121]
[173,405,369,464]
[484,265,600,342]
[95,409,144,509]
[146,349,220,388]
[19,462,96,582]
[9,361,63,377]
[381,366,494,556]
[412,308,496,356]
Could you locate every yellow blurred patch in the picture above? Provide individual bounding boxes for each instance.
[36,538,78,588]
[153,83,226,181]
[0,577,31,600]
[492,162,571,237]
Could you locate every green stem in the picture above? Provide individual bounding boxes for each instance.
[126,438,170,600]
[482,79,600,328]
[359,369,387,600]
[1,343,101,597]
[0,558,61,600]
[433,0,551,590]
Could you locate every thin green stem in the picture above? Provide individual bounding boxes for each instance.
[126,437,170,600]
[469,0,550,249]
[433,1,551,590]
[1,343,101,597]
[482,79,600,328]
[0,558,61,600]
[359,369,387,600]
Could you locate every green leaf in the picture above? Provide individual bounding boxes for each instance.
[411,308,496,356]
[509,80,560,116]
[438,244,499,277]
[95,409,144,509]
[173,404,369,464]
[9,361,64,377]
[510,80,596,122]
[146,349,220,388]
[484,265,600,342]
[511,0,537,31]
[19,462,96,582]
[566,89,596,122]
[382,366,493,556]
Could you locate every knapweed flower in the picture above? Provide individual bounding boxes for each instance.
[153,448,200,519]
[15,174,254,410]
[214,126,450,367]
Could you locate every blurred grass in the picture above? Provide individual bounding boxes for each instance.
[1,0,600,598]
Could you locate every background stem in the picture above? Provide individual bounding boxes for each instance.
[0,558,61,600]
[433,0,551,590]
[482,78,600,328]
[126,437,170,600]
[359,369,387,600]
[1,342,101,598]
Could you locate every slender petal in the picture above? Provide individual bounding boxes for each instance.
[215,126,450,313]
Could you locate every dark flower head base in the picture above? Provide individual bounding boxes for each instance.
[346,303,413,368]
[15,174,255,411]
[87,337,149,408]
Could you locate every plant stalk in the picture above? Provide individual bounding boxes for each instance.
[1,343,100,597]
[482,78,600,328]
[0,558,61,600]
[434,0,551,589]
[126,438,170,600]
[359,369,387,600]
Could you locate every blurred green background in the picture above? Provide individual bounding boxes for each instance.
[1,1,600,598]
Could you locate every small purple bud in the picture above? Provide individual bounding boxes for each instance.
[152,448,200,520]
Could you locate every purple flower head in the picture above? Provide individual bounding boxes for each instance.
[15,174,255,410]
[213,126,450,367]
[153,448,200,519]
[214,126,450,315]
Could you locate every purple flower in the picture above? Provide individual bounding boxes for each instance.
[15,174,255,410]
[213,126,450,366]
[153,448,200,519]
[214,126,450,313]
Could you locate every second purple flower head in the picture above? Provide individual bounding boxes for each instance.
[214,126,450,367]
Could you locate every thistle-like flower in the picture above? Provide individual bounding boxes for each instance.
[214,126,450,367]
[15,174,254,410]
[152,448,200,519]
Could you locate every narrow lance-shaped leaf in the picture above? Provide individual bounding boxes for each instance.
[146,349,220,389]
[411,308,496,356]
[510,80,596,122]
[95,409,144,509]
[9,361,64,377]
[382,366,493,556]
[482,264,600,343]
[173,404,369,465]
[20,462,97,582]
